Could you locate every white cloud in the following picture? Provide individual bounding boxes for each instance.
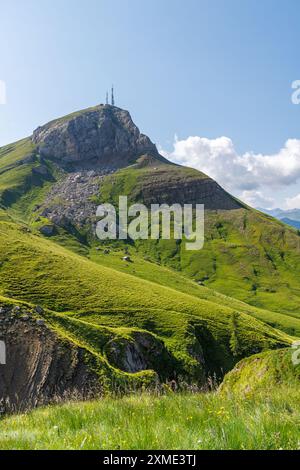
[285,193,300,209]
[161,136,300,208]
[239,190,275,209]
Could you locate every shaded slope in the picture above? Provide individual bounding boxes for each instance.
[0,295,164,408]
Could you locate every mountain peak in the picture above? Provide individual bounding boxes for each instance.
[32,104,166,171]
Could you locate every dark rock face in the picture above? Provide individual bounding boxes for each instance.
[0,305,101,411]
[140,177,240,210]
[132,167,242,210]
[39,224,56,237]
[32,105,165,171]
[104,331,176,378]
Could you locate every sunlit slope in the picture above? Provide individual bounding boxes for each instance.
[0,139,37,204]
[0,138,35,171]
[88,247,300,337]
[0,138,58,221]
[0,220,292,376]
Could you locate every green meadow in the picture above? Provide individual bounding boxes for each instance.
[0,387,299,450]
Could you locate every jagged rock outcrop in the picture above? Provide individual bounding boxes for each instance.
[32,105,166,171]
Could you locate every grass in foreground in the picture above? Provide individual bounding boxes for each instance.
[0,389,299,450]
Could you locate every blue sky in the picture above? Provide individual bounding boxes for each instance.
[1,0,300,208]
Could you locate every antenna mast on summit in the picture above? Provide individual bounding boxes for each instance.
[106,91,109,105]
[111,85,115,106]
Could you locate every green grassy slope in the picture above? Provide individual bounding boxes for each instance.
[220,347,300,395]
[2,137,300,326]
[0,138,35,171]
[0,388,299,449]
[1,134,299,386]
[0,219,293,381]
[1,114,299,448]
[0,139,36,204]
[98,165,300,318]
[0,138,59,213]
[88,247,300,337]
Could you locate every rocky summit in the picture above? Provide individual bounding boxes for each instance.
[32,104,166,171]
[28,104,240,232]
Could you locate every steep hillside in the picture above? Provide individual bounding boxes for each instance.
[5,120,300,322]
[98,162,241,210]
[87,248,300,337]
[2,106,300,324]
[0,218,293,406]
[1,104,300,407]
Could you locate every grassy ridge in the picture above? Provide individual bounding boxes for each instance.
[0,389,299,450]
[99,163,209,205]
